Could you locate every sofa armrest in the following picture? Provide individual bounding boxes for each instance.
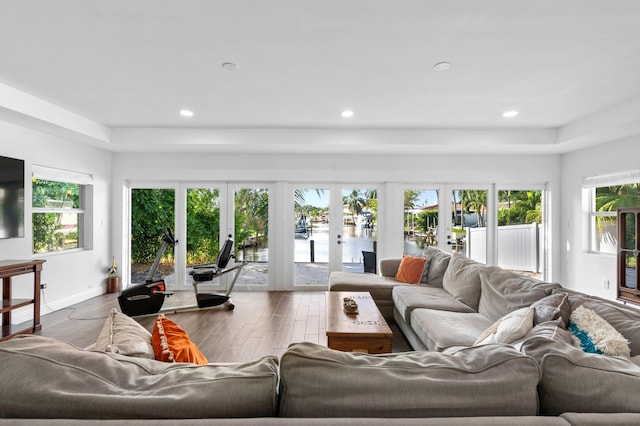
[379,258,401,278]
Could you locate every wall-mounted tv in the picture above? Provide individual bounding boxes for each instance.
[0,155,25,239]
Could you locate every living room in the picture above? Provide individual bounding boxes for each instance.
[3,2,640,423]
[1,2,639,321]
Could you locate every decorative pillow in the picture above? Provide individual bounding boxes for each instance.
[442,255,484,310]
[474,307,535,346]
[419,256,432,283]
[530,292,571,328]
[477,266,561,322]
[395,256,427,284]
[151,314,208,365]
[568,305,630,357]
[91,308,154,358]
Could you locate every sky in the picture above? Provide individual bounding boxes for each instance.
[298,188,438,208]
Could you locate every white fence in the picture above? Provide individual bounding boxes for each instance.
[465,223,539,273]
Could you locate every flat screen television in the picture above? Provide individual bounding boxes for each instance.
[0,155,25,239]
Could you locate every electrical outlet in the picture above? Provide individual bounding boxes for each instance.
[604,280,610,289]
[40,283,47,290]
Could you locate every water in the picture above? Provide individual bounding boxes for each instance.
[239,223,377,263]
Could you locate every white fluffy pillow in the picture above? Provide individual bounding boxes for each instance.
[474,307,534,346]
[569,305,630,357]
[90,308,155,358]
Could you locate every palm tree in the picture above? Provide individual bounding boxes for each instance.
[344,190,365,225]
[596,184,640,211]
[460,190,487,227]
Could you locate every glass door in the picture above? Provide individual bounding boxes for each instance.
[292,185,380,287]
[446,186,489,260]
[128,182,272,291]
[293,187,331,286]
[184,185,223,289]
[403,188,439,256]
[496,187,545,279]
[130,186,176,288]
[183,183,271,290]
[232,185,270,288]
[340,187,379,272]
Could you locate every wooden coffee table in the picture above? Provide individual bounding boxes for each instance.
[326,291,393,354]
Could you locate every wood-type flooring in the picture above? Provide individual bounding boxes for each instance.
[34,290,411,362]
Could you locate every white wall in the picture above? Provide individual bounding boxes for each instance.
[112,146,562,287]
[0,121,112,321]
[561,135,640,301]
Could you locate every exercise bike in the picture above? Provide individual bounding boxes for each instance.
[118,229,244,317]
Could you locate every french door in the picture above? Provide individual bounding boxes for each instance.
[401,183,545,279]
[128,182,272,290]
[291,184,380,288]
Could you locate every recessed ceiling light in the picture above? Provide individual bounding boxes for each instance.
[433,62,451,72]
[502,110,519,118]
[341,110,354,118]
[221,62,239,72]
[180,109,194,117]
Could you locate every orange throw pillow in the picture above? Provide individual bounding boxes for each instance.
[151,314,208,365]
[395,256,427,284]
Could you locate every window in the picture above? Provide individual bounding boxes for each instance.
[584,172,640,254]
[32,166,92,254]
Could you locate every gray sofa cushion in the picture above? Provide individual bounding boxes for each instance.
[530,293,571,328]
[423,246,451,287]
[329,271,409,319]
[477,266,561,323]
[279,341,540,418]
[0,335,279,419]
[410,309,493,351]
[536,346,640,415]
[442,254,484,310]
[393,285,475,323]
[329,271,409,303]
[0,417,573,425]
[560,413,640,426]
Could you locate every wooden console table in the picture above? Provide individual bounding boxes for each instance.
[0,259,45,341]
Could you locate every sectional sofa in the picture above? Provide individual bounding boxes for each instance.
[1,247,639,424]
[1,333,639,425]
[330,246,640,419]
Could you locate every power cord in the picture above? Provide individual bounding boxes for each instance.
[40,288,108,321]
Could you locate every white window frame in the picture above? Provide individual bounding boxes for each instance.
[583,170,640,254]
[31,165,93,254]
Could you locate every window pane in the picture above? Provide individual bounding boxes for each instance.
[32,212,80,253]
[342,188,377,272]
[403,189,438,256]
[452,189,487,258]
[595,184,640,210]
[592,215,617,254]
[130,188,175,285]
[590,183,640,253]
[186,188,220,265]
[624,253,637,289]
[32,179,80,208]
[294,188,329,285]
[235,187,269,285]
[497,190,543,279]
[32,178,83,254]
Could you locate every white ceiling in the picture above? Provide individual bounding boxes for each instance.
[1,0,640,153]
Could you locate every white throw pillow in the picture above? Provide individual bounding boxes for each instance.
[474,307,534,346]
[569,305,631,357]
[91,308,154,358]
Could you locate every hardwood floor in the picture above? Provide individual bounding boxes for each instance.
[35,290,412,363]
